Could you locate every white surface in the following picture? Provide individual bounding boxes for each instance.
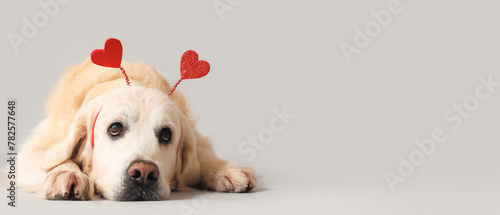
[1,0,500,214]
[5,177,500,215]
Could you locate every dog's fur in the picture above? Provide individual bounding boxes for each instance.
[18,59,255,200]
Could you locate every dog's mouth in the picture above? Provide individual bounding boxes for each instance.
[114,176,164,201]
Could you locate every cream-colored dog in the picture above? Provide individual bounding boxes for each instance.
[18,60,255,201]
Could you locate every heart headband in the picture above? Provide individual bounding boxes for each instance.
[90,38,211,95]
[89,38,211,149]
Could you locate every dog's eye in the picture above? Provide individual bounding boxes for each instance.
[108,123,123,136]
[159,127,171,144]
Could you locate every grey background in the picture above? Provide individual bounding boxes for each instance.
[1,0,499,214]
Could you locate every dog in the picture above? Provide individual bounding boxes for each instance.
[18,59,255,201]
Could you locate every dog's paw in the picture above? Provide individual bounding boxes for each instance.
[43,170,94,200]
[206,163,256,193]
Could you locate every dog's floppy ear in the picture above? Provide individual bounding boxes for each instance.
[175,115,201,190]
[40,102,97,173]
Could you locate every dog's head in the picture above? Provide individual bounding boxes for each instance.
[42,85,201,200]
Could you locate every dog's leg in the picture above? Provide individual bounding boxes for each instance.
[42,160,94,200]
[196,136,256,193]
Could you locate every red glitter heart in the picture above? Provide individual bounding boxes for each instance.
[91,38,123,68]
[180,50,210,79]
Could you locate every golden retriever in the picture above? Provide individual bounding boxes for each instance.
[18,59,255,200]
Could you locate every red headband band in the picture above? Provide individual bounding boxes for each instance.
[91,107,103,149]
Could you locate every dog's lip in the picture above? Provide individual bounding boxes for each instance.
[114,191,162,201]
[114,175,164,201]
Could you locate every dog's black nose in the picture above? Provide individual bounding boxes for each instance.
[127,161,159,186]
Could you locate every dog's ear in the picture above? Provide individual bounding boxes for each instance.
[40,102,97,173]
[175,115,201,190]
